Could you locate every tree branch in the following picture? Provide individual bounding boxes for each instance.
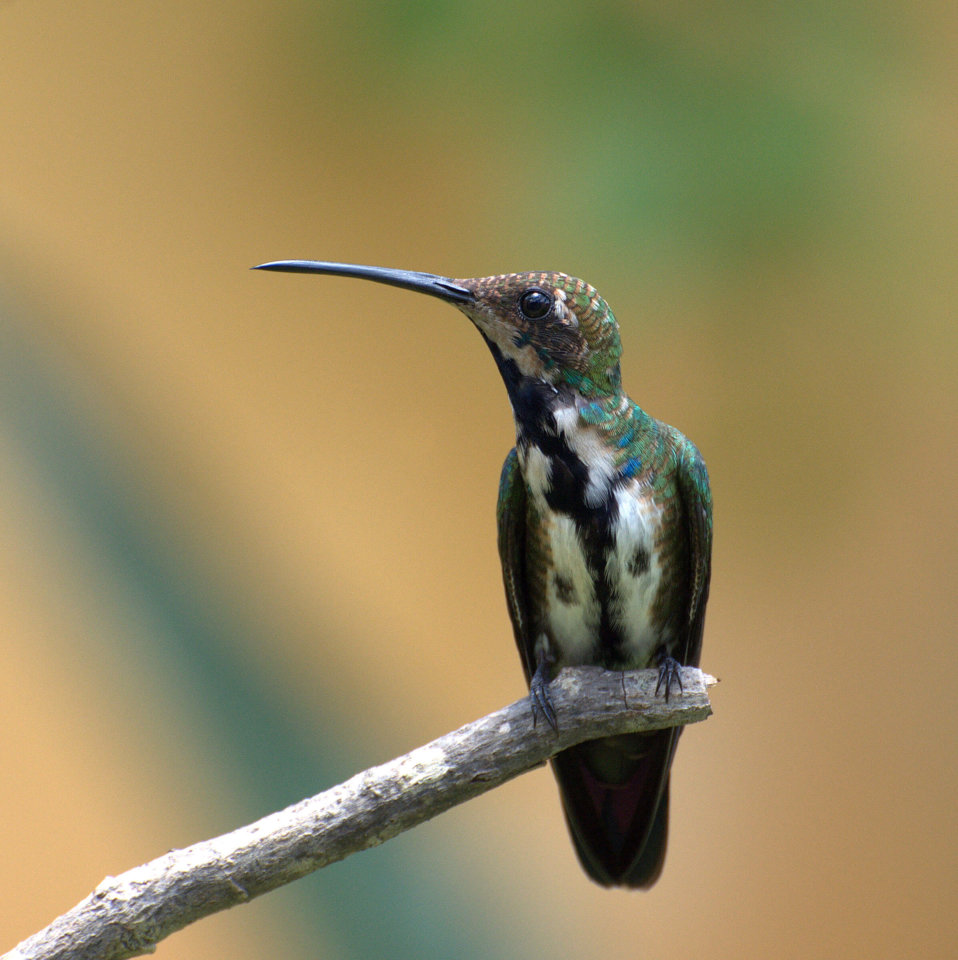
[5,666,715,960]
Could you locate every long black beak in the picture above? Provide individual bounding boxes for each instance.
[253,260,475,305]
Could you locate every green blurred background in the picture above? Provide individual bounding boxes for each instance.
[2,2,955,957]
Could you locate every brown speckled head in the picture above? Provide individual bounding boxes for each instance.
[453,271,622,398]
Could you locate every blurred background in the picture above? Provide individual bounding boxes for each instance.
[1,2,955,958]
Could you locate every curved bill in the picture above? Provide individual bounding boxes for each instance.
[252,260,475,305]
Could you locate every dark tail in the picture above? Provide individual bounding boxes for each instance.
[551,729,678,888]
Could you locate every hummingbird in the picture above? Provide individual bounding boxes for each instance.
[254,260,712,888]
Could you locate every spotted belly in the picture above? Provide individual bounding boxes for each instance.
[535,481,667,670]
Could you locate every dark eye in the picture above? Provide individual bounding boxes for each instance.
[517,288,553,320]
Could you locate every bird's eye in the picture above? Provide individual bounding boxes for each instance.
[517,288,553,320]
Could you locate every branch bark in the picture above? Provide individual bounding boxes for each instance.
[5,665,715,960]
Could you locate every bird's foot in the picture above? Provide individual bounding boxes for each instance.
[530,658,558,733]
[655,651,684,702]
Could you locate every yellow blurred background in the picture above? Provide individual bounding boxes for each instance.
[1,2,955,958]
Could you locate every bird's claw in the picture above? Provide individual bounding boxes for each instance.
[655,653,684,702]
[530,662,558,733]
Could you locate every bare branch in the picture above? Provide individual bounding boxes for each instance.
[5,666,715,960]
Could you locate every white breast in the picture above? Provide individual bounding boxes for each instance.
[543,515,601,663]
[606,482,664,663]
[516,417,666,668]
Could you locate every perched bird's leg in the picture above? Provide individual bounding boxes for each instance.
[654,647,684,703]
[530,640,558,732]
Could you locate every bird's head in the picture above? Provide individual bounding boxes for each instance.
[454,271,623,401]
